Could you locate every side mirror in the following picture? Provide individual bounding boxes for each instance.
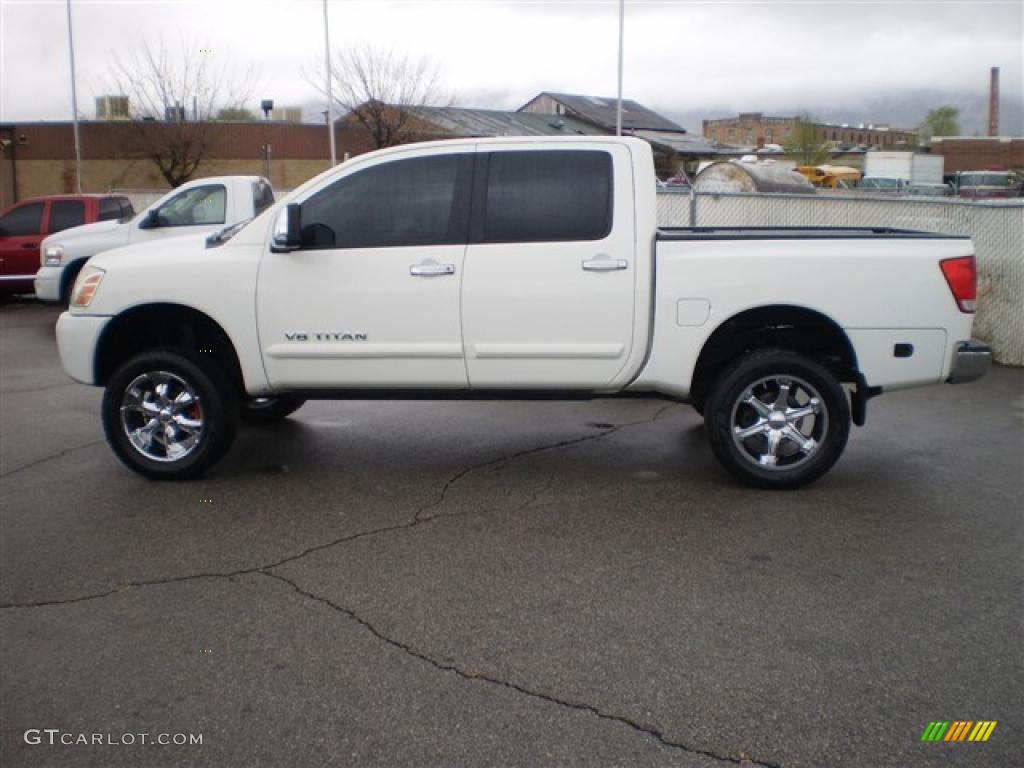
[139,209,160,229]
[271,203,301,252]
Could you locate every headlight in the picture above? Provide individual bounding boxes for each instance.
[70,268,105,308]
[43,245,64,266]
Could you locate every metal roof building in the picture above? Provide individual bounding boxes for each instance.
[519,92,686,133]
[402,106,606,138]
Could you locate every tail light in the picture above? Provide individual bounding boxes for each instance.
[939,256,976,313]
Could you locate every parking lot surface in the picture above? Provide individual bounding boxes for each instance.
[2,299,1022,767]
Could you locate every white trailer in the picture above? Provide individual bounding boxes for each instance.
[863,152,944,184]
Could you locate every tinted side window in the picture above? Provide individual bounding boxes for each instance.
[49,200,86,232]
[0,202,44,237]
[483,150,612,243]
[300,154,468,249]
[119,200,135,218]
[252,180,275,216]
[99,198,122,221]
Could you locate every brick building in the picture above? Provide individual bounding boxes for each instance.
[929,136,1024,173]
[0,121,375,209]
[703,113,916,150]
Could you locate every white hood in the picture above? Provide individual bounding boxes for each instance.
[41,217,131,260]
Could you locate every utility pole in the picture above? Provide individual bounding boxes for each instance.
[323,0,337,166]
[65,0,83,192]
[615,0,625,136]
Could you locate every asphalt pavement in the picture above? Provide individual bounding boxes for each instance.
[2,299,1021,767]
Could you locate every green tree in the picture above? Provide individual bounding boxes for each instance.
[918,106,960,144]
[782,114,831,167]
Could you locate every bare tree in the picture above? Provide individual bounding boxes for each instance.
[108,38,255,186]
[783,114,832,167]
[320,46,451,149]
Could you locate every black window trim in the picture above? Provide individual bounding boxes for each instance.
[470,149,615,245]
[297,152,475,252]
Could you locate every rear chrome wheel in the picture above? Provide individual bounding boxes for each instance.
[705,350,850,489]
[729,375,827,471]
[103,351,238,480]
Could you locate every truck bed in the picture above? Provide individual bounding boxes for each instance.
[657,226,967,241]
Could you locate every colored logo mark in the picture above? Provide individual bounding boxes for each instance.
[920,721,997,742]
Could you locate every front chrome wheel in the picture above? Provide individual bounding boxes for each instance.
[730,375,827,471]
[120,371,205,462]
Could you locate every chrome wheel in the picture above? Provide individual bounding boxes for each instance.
[120,371,204,462]
[729,375,827,471]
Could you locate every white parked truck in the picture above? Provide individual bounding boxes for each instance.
[35,176,274,304]
[54,137,990,488]
[862,151,944,185]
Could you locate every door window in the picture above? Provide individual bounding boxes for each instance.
[99,198,123,221]
[0,202,44,237]
[49,200,86,232]
[154,185,226,227]
[299,154,470,249]
[483,151,612,243]
[252,180,275,216]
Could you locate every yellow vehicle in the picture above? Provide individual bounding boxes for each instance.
[794,165,862,189]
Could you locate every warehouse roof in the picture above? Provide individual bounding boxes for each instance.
[521,92,686,133]
[404,106,606,138]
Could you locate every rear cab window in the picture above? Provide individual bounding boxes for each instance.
[481,150,613,243]
[49,200,86,233]
[252,180,275,216]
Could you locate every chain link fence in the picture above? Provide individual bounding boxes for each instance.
[658,191,1024,365]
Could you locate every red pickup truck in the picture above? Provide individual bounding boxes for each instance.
[0,194,134,296]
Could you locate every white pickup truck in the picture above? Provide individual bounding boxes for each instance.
[54,137,990,488]
[35,175,274,304]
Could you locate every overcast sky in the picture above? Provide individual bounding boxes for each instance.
[2,0,1022,133]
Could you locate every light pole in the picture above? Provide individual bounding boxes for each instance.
[323,0,337,166]
[65,0,83,192]
[615,0,624,136]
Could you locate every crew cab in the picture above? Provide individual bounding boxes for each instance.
[54,137,991,488]
[0,194,133,295]
[35,176,274,304]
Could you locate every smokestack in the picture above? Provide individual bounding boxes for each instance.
[988,67,1000,137]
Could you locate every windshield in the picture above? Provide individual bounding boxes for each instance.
[959,173,1013,188]
[152,184,227,227]
[861,178,900,190]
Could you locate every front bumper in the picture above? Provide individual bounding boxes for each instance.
[947,340,992,384]
[34,266,63,302]
[56,311,110,385]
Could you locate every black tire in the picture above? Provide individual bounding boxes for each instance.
[240,394,306,423]
[102,350,239,480]
[704,349,850,489]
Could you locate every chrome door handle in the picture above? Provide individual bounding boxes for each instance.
[582,258,628,272]
[410,263,455,277]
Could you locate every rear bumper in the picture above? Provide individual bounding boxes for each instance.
[947,340,992,384]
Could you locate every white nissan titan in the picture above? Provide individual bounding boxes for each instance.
[54,137,991,488]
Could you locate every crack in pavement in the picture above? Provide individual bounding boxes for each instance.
[261,570,780,768]
[2,404,678,610]
[0,439,106,478]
